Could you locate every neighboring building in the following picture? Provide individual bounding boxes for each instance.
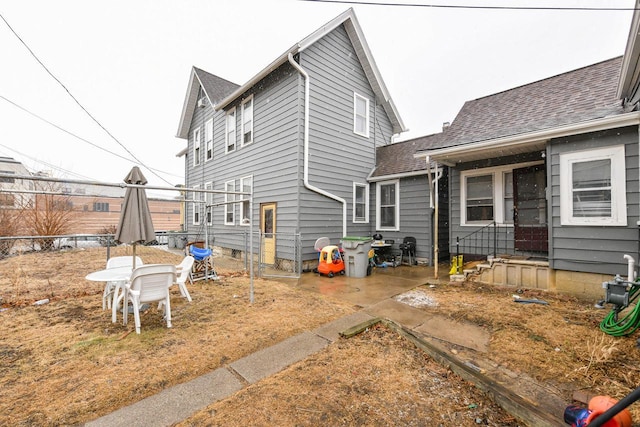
[0,157,33,211]
[176,9,417,268]
[0,159,182,236]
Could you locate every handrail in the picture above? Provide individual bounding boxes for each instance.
[455,221,547,272]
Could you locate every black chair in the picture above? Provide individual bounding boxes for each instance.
[399,237,416,266]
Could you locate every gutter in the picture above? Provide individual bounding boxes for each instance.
[417,112,640,166]
[288,53,347,237]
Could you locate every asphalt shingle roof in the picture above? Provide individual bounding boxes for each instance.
[193,67,239,105]
[371,134,443,178]
[430,57,624,149]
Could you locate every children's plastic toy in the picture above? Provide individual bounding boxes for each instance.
[563,395,632,427]
[317,245,345,278]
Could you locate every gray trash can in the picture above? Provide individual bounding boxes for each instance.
[340,236,373,278]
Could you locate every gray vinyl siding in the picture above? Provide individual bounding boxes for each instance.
[549,126,640,275]
[448,152,543,258]
[370,175,433,263]
[297,24,394,259]
[185,64,301,260]
[183,23,401,263]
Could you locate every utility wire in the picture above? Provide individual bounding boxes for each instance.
[0,95,182,180]
[0,12,174,186]
[300,0,638,10]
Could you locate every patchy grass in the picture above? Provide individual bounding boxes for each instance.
[1,247,639,425]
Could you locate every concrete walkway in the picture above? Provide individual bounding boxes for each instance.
[86,263,566,426]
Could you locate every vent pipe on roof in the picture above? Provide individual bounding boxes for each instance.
[287,53,347,237]
[442,122,450,131]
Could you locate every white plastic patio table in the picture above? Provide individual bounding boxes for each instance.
[85,266,134,323]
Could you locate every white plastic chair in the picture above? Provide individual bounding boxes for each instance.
[175,256,195,302]
[119,264,176,334]
[103,256,143,311]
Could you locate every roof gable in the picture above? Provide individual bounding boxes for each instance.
[214,8,405,134]
[176,68,239,139]
[431,57,624,150]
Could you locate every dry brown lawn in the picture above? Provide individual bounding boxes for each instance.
[1,246,639,426]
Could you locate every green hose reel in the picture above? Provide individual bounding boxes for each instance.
[600,275,640,337]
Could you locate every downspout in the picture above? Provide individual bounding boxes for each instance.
[426,156,442,279]
[288,53,347,237]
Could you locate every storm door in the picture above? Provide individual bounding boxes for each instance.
[260,203,276,265]
[513,165,548,252]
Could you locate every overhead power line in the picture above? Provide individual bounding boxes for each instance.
[300,0,638,10]
[0,95,182,180]
[0,12,174,186]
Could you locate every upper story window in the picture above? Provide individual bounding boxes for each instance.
[560,145,626,226]
[376,180,399,231]
[192,128,201,166]
[205,119,213,161]
[353,182,369,223]
[241,96,254,147]
[240,175,252,225]
[353,92,370,138]
[225,180,235,225]
[226,108,236,153]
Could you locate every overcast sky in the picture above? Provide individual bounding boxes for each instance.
[0,0,634,189]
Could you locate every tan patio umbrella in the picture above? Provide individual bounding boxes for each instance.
[115,166,155,268]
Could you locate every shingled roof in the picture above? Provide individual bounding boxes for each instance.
[369,133,442,179]
[194,67,239,105]
[176,68,239,139]
[431,57,624,150]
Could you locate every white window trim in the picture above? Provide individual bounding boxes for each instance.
[192,184,201,225]
[353,182,369,223]
[376,180,399,231]
[192,128,201,167]
[353,92,370,138]
[225,108,236,154]
[224,180,235,225]
[241,96,254,147]
[460,161,542,226]
[204,182,213,226]
[560,145,627,226]
[240,175,253,226]
[205,118,213,162]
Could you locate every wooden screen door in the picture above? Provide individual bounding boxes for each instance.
[513,165,548,252]
[260,203,276,265]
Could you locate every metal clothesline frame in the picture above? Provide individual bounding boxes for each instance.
[0,172,256,303]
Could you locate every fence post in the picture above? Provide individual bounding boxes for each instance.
[456,236,460,274]
[493,221,497,258]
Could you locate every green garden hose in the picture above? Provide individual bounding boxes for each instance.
[600,286,640,336]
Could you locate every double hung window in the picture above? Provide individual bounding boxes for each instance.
[353,93,369,137]
[192,128,201,166]
[240,176,252,225]
[225,180,235,225]
[241,96,253,146]
[205,119,213,161]
[353,183,369,223]
[226,109,236,153]
[560,146,626,226]
[376,180,399,230]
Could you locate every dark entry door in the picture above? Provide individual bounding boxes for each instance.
[513,165,548,252]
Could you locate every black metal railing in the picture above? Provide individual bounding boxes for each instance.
[454,222,548,272]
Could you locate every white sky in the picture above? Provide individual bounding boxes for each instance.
[0,0,634,188]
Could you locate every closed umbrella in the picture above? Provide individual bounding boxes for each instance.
[115,166,155,268]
